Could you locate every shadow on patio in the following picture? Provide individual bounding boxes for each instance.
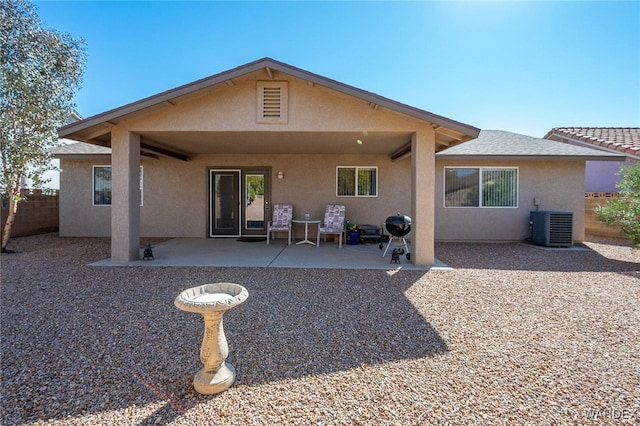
[435,241,639,273]
[90,237,448,270]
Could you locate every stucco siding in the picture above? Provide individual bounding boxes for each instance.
[59,158,111,237]
[434,159,586,242]
[585,161,623,193]
[59,154,412,238]
[125,75,425,134]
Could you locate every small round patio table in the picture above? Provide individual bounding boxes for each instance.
[292,219,321,246]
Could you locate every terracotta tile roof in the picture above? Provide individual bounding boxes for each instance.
[543,127,640,157]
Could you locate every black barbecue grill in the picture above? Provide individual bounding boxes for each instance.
[380,213,411,260]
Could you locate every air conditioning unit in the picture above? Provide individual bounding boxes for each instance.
[530,211,573,247]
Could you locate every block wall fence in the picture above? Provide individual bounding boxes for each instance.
[0,190,59,237]
[584,193,624,239]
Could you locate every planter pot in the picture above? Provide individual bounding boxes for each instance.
[347,230,360,245]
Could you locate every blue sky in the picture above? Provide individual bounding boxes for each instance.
[34,1,639,138]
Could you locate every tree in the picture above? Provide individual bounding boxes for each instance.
[595,162,640,248]
[0,0,86,252]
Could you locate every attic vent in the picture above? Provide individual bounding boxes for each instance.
[262,87,281,118]
[257,81,288,124]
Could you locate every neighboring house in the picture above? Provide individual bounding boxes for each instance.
[435,130,623,242]
[543,128,640,193]
[53,58,622,265]
[55,57,480,265]
[543,127,638,238]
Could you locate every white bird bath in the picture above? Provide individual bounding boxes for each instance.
[174,283,249,395]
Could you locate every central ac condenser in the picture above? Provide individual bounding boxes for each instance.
[530,211,573,247]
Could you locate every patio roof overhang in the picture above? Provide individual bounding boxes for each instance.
[58,58,480,161]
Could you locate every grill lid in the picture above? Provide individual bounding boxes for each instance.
[384,213,411,237]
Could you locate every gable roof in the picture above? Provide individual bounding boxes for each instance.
[437,130,625,161]
[57,57,479,156]
[543,127,640,159]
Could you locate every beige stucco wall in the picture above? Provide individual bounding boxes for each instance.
[59,158,111,237]
[62,155,588,244]
[59,154,412,238]
[434,159,586,242]
[125,74,429,133]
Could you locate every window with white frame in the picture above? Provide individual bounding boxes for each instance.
[336,166,378,197]
[93,165,144,206]
[444,167,517,207]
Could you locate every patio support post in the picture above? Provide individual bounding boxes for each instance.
[411,129,436,266]
[110,128,141,262]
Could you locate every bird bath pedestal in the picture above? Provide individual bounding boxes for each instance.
[175,283,249,395]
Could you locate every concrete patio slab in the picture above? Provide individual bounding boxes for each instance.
[90,238,450,270]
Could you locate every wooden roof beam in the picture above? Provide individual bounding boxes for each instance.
[82,125,113,141]
[140,139,191,161]
[390,141,412,162]
[434,125,466,142]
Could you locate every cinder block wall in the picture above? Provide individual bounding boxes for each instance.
[0,190,59,237]
[584,193,624,238]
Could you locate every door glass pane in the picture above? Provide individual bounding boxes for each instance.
[215,174,237,230]
[245,174,265,229]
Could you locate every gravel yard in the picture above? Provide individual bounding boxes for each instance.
[1,233,639,425]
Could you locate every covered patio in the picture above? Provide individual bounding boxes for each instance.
[57,58,480,267]
[91,238,450,270]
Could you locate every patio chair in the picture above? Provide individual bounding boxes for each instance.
[319,204,346,248]
[267,203,293,245]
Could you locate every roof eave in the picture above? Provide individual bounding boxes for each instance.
[436,154,626,161]
[52,153,111,160]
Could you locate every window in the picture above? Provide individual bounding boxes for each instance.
[444,167,517,207]
[337,167,378,197]
[93,165,143,206]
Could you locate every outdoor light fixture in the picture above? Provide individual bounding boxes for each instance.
[277,171,284,179]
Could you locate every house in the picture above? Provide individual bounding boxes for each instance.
[543,127,639,238]
[434,130,623,242]
[54,58,623,265]
[55,57,482,265]
[543,128,640,193]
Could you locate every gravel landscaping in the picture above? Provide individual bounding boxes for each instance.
[1,233,639,425]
